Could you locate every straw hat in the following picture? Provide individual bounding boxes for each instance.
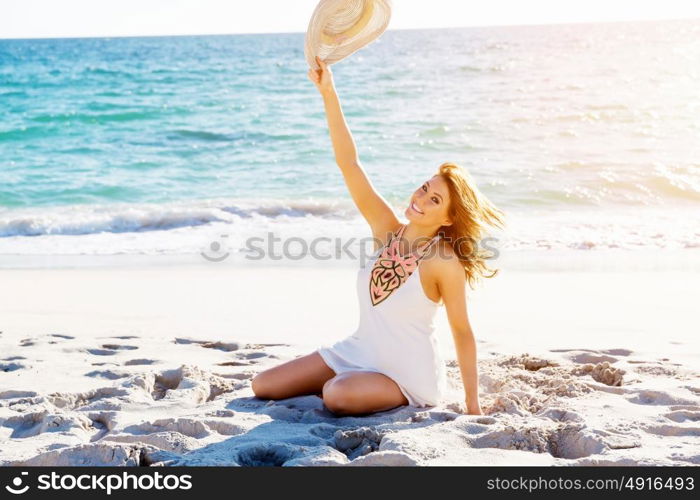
[305,0,392,70]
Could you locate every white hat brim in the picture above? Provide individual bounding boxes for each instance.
[305,0,392,69]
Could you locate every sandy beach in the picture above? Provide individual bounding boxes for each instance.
[2,17,699,468]
[1,260,698,466]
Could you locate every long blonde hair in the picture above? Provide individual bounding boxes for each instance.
[435,162,506,289]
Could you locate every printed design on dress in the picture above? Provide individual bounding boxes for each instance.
[369,224,438,306]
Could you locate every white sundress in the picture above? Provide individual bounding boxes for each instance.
[316,223,447,408]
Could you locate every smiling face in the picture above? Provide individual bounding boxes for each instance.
[405,175,452,227]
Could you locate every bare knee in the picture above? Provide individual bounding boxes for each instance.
[251,371,279,400]
[322,378,359,415]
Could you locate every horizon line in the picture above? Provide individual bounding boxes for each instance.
[1,16,696,42]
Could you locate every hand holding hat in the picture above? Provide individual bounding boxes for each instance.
[307,56,335,95]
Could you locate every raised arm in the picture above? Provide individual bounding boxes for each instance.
[308,56,398,240]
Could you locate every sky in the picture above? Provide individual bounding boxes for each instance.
[2,0,700,39]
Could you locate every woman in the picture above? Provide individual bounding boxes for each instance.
[251,56,505,416]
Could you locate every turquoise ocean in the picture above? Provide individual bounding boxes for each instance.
[1,19,698,265]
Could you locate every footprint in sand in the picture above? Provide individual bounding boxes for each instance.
[425,410,461,423]
[308,423,340,440]
[149,365,237,403]
[86,348,119,356]
[236,443,298,466]
[1,362,27,372]
[172,338,200,346]
[537,408,584,423]
[125,417,211,439]
[0,390,38,399]
[201,419,246,436]
[119,416,245,443]
[85,370,130,380]
[85,411,119,442]
[632,364,679,377]
[568,352,619,365]
[215,371,255,381]
[216,361,252,367]
[668,404,700,411]
[50,334,75,340]
[124,359,158,366]
[3,355,26,361]
[173,337,241,352]
[599,348,633,356]
[471,423,607,459]
[218,353,277,366]
[101,344,138,351]
[550,348,632,358]
[663,409,700,423]
[47,386,131,411]
[643,423,700,437]
[626,390,697,406]
[5,410,94,439]
[173,337,284,364]
[109,335,140,340]
[240,351,269,360]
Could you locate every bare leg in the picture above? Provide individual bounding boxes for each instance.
[251,350,336,400]
[322,371,410,416]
